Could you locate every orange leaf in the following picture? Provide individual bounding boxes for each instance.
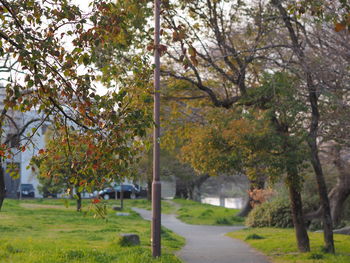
[335,23,346,32]
[92,198,100,204]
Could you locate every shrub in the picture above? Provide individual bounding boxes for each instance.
[216,217,231,225]
[245,234,265,240]
[200,209,214,217]
[245,198,293,228]
[308,253,324,260]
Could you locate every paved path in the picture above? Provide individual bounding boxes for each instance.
[132,208,270,263]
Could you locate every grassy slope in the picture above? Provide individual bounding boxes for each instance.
[227,228,350,263]
[0,199,184,263]
[173,199,244,225]
[120,198,243,226]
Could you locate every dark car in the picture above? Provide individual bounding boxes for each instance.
[43,192,58,198]
[99,184,140,200]
[17,184,35,198]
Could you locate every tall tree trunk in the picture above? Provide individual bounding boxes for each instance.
[307,76,335,253]
[309,141,334,253]
[0,165,5,211]
[76,192,82,212]
[286,170,310,252]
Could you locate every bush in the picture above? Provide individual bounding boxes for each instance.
[216,217,231,225]
[245,198,293,228]
[245,234,265,240]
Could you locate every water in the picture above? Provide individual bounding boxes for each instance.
[201,197,245,209]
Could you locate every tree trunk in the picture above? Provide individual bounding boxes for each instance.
[307,76,335,253]
[176,174,209,200]
[237,177,265,217]
[272,0,335,253]
[190,174,209,201]
[175,179,188,199]
[329,186,350,227]
[76,192,82,212]
[304,178,350,228]
[0,165,5,211]
[330,146,350,226]
[237,199,252,217]
[309,142,335,253]
[287,171,310,252]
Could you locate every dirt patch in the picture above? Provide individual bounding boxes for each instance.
[20,203,74,210]
[0,214,12,220]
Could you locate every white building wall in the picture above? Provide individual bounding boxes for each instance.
[2,110,46,198]
[19,111,46,198]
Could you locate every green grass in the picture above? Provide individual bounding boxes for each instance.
[227,228,350,263]
[172,199,244,226]
[23,198,244,226]
[23,198,245,226]
[22,198,177,214]
[0,199,184,263]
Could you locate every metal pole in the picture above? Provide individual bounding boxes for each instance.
[152,0,161,258]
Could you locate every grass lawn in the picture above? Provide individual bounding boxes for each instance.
[172,199,244,226]
[227,228,350,263]
[0,199,184,263]
[118,198,244,226]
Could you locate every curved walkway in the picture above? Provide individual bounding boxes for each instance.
[132,207,270,263]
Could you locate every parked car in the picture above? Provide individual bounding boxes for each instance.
[98,184,140,200]
[17,184,35,198]
[43,191,58,198]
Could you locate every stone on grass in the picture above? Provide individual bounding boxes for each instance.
[112,205,122,211]
[118,233,140,247]
[116,212,130,216]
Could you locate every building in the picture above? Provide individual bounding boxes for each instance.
[0,88,47,198]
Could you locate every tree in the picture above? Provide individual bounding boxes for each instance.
[151,0,350,252]
[152,0,313,252]
[0,0,152,210]
[32,127,141,211]
[271,0,335,253]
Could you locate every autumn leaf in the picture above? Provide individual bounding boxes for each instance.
[335,23,346,32]
[188,46,196,57]
[147,44,154,51]
[92,198,101,204]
